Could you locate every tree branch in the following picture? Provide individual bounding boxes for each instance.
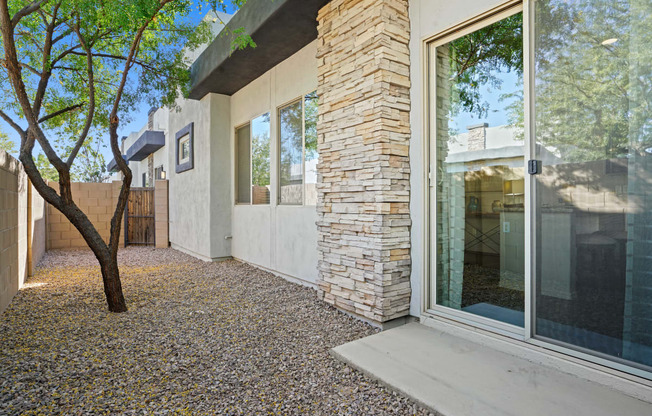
[10,0,49,27]
[32,1,62,117]
[0,108,26,139]
[37,102,84,123]
[66,21,96,167]
[0,58,41,76]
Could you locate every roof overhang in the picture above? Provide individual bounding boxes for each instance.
[107,155,126,173]
[126,131,165,162]
[189,0,329,99]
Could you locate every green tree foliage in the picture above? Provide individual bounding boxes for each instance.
[251,113,270,187]
[72,138,110,182]
[448,13,523,120]
[445,0,650,162]
[34,153,58,182]
[0,0,251,312]
[278,92,318,191]
[534,0,651,162]
[0,131,16,154]
[279,100,302,188]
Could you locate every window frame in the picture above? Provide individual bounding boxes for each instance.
[277,91,318,206]
[234,111,271,206]
[175,122,194,174]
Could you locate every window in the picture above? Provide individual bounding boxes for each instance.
[235,113,271,205]
[279,91,318,205]
[235,124,251,204]
[175,123,194,173]
[179,136,190,163]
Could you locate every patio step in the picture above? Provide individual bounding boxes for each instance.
[332,322,652,416]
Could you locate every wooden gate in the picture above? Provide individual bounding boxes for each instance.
[124,187,155,246]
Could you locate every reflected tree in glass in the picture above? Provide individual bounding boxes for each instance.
[304,91,319,205]
[279,100,303,204]
[252,113,270,205]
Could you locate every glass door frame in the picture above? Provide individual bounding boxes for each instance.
[425,0,528,340]
[424,0,652,381]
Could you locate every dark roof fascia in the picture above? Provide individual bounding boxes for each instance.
[189,0,329,99]
[107,155,127,173]
[125,130,165,162]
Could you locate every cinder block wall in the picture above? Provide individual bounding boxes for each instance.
[47,181,169,250]
[316,0,412,324]
[0,150,41,313]
[1,150,22,313]
[47,182,115,249]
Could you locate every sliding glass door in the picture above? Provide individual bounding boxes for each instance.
[533,0,652,371]
[429,0,652,375]
[431,7,526,331]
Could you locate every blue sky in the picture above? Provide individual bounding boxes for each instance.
[1,1,240,162]
[449,70,521,133]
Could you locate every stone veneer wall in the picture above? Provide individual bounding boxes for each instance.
[316,0,412,324]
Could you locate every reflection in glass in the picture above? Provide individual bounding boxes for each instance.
[434,12,525,327]
[279,100,303,205]
[534,0,652,369]
[236,124,251,204]
[251,113,270,205]
[304,92,319,206]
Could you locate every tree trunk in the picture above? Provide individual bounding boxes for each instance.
[98,253,127,312]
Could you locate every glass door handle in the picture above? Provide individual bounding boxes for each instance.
[528,160,542,175]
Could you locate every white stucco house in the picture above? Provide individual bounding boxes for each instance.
[110,0,652,413]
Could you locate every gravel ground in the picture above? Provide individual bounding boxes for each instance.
[0,248,434,415]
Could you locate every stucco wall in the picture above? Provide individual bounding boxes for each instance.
[168,93,232,261]
[230,40,319,285]
[407,0,508,316]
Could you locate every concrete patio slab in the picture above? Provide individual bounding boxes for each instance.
[332,322,652,416]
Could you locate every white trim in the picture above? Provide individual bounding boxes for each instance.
[421,0,523,45]
[523,0,535,341]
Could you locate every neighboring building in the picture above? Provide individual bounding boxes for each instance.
[111,0,652,408]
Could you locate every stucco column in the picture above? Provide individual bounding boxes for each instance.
[316,0,411,324]
[154,180,169,249]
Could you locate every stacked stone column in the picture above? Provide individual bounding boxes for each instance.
[316,0,411,324]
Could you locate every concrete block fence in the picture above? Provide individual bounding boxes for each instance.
[0,149,43,314]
